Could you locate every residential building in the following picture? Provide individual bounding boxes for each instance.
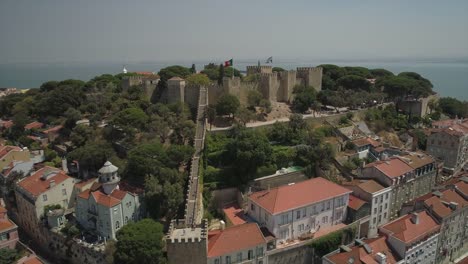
[361,156,437,220]
[15,167,76,240]
[422,177,468,264]
[379,211,440,264]
[427,118,468,173]
[0,120,13,132]
[344,179,392,238]
[322,236,402,264]
[208,223,270,264]
[346,194,370,224]
[0,160,34,196]
[351,137,381,159]
[0,145,30,171]
[398,152,437,198]
[24,121,44,131]
[76,161,142,239]
[247,177,351,245]
[42,125,63,143]
[0,205,19,250]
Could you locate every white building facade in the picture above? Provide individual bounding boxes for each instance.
[75,161,142,239]
[247,178,351,245]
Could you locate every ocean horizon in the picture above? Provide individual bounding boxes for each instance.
[1,59,467,100]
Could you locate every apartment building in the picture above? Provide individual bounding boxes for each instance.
[247,177,351,245]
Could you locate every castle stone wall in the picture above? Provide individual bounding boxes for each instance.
[167,79,185,104]
[297,67,323,92]
[279,71,297,102]
[260,73,280,102]
[247,66,273,76]
[185,84,201,109]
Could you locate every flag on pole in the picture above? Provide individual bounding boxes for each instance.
[224,59,233,67]
[265,56,273,63]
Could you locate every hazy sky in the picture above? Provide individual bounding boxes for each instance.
[1,0,468,63]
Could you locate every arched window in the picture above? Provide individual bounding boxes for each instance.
[116,221,120,229]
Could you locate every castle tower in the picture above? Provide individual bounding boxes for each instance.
[296,67,323,92]
[167,77,186,104]
[166,219,208,264]
[246,65,273,76]
[98,161,120,195]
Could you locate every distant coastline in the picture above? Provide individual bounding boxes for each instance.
[1,59,467,100]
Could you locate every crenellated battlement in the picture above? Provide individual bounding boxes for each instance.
[296,67,323,73]
[259,72,277,79]
[166,219,208,244]
[247,65,273,75]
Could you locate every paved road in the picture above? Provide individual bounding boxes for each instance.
[209,103,391,131]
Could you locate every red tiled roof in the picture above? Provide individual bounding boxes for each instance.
[0,218,16,232]
[348,195,367,210]
[424,189,467,218]
[365,157,413,178]
[249,177,352,214]
[352,137,381,148]
[78,186,128,208]
[17,167,71,197]
[0,120,14,129]
[23,256,44,264]
[380,211,439,244]
[455,180,468,196]
[398,152,434,169]
[74,177,97,190]
[357,180,386,194]
[43,125,63,134]
[208,223,266,258]
[326,236,400,264]
[24,121,44,130]
[222,203,247,226]
[0,145,22,159]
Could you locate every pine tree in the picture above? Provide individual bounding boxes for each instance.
[191,63,196,74]
[218,64,225,85]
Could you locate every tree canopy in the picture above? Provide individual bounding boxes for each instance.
[216,94,240,117]
[114,219,166,264]
[292,85,317,113]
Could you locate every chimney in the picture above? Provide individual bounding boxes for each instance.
[411,212,419,224]
[219,220,225,230]
[449,202,458,211]
[375,252,387,264]
[62,158,68,174]
[49,180,56,188]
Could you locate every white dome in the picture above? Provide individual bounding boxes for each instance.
[99,161,118,174]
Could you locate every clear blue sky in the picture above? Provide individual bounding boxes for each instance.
[1,0,467,63]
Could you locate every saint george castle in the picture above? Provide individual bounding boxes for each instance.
[122,65,323,108]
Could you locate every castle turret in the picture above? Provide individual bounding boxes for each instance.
[98,161,120,195]
[167,77,186,104]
